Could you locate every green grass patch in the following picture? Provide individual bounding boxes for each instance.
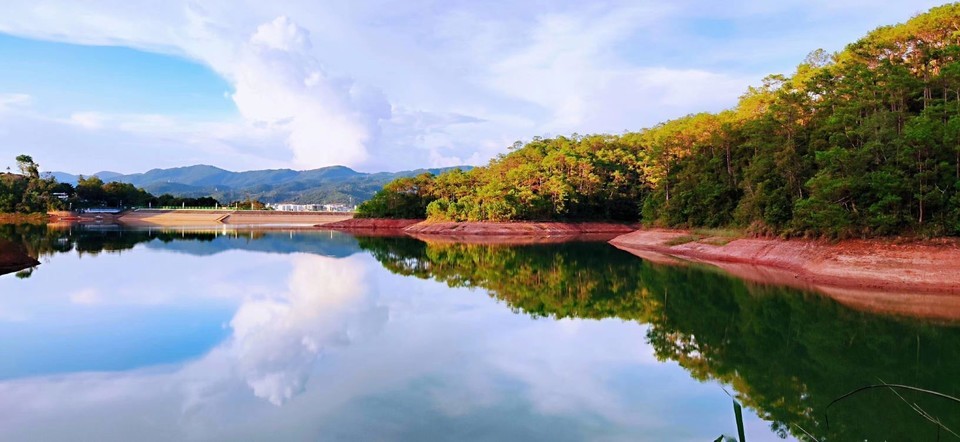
[662,228,743,247]
[691,228,742,246]
[663,234,704,246]
[692,228,742,238]
[700,237,735,246]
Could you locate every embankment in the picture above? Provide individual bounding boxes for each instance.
[610,229,960,321]
[119,210,353,227]
[402,221,636,235]
[321,219,423,230]
[323,219,637,241]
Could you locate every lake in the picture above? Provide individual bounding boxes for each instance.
[0,224,958,441]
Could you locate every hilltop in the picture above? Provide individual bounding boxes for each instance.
[51,164,472,205]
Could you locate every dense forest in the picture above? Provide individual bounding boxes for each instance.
[359,4,960,237]
[0,155,263,213]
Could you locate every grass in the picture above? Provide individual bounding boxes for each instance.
[663,228,744,247]
[663,234,704,246]
[693,227,743,237]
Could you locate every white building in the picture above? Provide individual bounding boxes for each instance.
[269,203,357,212]
[270,203,324,212]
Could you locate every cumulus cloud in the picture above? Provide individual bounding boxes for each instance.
[250,16,311,52]
[231,16,390,169]
[0,0,948,173]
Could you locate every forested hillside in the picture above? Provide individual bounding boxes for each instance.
[53,165,471,205]
[359,4,960,237]
[0,155,231,213]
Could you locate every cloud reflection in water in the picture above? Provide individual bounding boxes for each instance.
[0,238,777,441]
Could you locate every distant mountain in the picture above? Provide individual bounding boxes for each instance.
[50,164,472,204]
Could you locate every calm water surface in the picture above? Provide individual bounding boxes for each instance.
[1,224,958,441]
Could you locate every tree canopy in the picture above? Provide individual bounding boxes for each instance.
[0,155,230,214]
[360,4,960,237]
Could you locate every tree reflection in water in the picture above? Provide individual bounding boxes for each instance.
[3,225,959,440]
[358,236,960,441]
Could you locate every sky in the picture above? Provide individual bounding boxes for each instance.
[0,0,949,174]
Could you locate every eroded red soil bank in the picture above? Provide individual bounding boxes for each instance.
[321,219,423,230]
[610,229,960,321]
[402,221,636,235]
[324,219,637,239]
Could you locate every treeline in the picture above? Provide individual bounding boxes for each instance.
[0,155,72,213]
[360,4,960,237]
[0,155,265,213]
[72,175,222,209]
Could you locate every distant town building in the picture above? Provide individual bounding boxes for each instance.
[268,203,356,212]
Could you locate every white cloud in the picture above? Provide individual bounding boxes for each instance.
[0,110,290,173]
[230,17,390,169]
[0,93,32,112]
[69,112,107,129]
[0,0,949,173]
[69,288,101,305]
[250,16,311,52]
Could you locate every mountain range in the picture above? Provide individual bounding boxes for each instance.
[49,164,472,204]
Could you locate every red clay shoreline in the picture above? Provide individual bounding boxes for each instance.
[321,219,423,230]
[609,229,960,295]
[323,218,638,235]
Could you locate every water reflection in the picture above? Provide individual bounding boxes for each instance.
[357,236,960,441]
[1,226,958,440]
[229,254,386,405]
[2,226,705,441]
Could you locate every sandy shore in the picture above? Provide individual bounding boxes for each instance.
[118,210,353,227]
[610,229,960,321]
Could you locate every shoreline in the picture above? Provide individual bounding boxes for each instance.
[116,209,353,227]
[8,213,960,319]
[323,218,637,236]
[609,229,960,293]
[609,229,960,320]
[0,213,49,224]
[403,221,637,235]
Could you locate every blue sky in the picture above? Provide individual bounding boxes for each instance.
[0,1,949,174]
[0,35,235,118]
